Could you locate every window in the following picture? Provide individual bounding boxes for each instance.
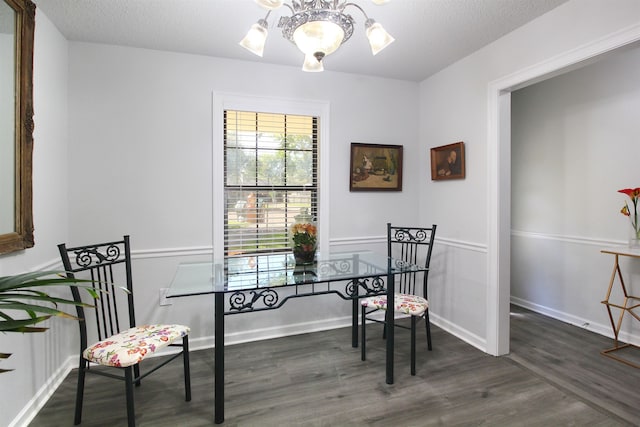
[223,110,318,257]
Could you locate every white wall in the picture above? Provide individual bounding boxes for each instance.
[64,42,421,344]
[1,10,70,427]
[419,0,640,351]
[66,44,421,247]
[511,44,640,340]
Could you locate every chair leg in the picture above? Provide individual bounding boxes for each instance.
[183,336,192,401]
[411,316,417,376]
[425,310,433,351]
[124,366,136,427]
[361,305,367,361]
[74,358,87,425]
[133,364,141,387]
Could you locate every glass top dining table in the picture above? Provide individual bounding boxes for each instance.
[167,250,415,296]
[167,250,425,424]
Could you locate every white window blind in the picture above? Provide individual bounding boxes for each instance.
[224,110,318,257]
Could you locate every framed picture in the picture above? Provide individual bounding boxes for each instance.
[430,142,465,180]
[350,143,403,191]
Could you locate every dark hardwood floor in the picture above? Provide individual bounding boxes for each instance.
[29,305,640,426]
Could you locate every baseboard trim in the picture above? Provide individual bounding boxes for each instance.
[185,315,356,351]
[510,297,640,347]
[429,312,487,352]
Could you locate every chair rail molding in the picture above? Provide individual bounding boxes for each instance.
[511,229,626,248]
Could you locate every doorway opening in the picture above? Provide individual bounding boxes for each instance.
[487,26,640,356]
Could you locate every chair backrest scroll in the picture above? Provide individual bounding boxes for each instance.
[58,236,135,349]
[387,224,437,296]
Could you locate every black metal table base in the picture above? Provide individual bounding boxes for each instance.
[212,274,394,424]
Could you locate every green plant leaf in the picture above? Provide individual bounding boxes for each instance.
[0,271,96,291]
[0,292,95,308]
[0,271,100,334]
[0,270,106,373]
[0,352,12,374]
[0,315,52,332]
[0,301,79,318]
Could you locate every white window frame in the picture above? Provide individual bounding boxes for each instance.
[212,93,330,259]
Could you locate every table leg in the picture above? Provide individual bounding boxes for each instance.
[214,293,224,424]
[352,286,359,348]
[386,270,395,385]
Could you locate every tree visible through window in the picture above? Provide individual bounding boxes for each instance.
[224,110,318,257]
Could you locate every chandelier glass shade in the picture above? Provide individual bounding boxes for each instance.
[239,19,270,57]
[303,53,325,72]
[240,0,394,72]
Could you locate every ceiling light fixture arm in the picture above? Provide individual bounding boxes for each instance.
[342,2,378,31]
[342,2,369,19]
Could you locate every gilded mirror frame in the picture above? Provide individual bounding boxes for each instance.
[0,0,34,255]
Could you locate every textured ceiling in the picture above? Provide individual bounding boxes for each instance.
[33,0,569,82]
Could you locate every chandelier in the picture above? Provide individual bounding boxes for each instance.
[240,0,395,72]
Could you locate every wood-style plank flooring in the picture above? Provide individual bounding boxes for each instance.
[29,306,640,426]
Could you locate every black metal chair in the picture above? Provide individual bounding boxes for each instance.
[58,235,191,427]
[360,223,437,375]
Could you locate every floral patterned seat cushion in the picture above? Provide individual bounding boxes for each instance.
[361,293,429,316]
[83,324,190,368]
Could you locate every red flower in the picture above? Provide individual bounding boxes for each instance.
[618,188,640,200]
[619,187,640,239]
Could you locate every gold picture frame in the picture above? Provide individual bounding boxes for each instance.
[350,143,403,191]
[0,0,35,254]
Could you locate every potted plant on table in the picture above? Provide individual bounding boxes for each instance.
[291,208,317,265]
